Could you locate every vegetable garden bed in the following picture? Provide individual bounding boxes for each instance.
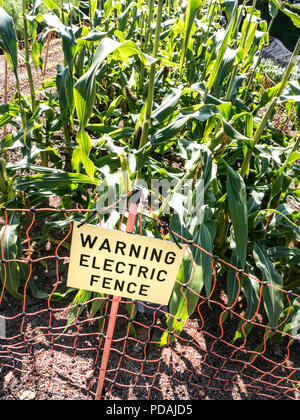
[0,0,299,401]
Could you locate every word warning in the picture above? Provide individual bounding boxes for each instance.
[67,222,187,305]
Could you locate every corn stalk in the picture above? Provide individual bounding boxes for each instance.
[138,0,164,151]
[22,0,36,114]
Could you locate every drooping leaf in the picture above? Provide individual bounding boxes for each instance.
[151,87,183,126]
[268,0,300,27]
[43,0,60,10]
[0,213,24,299]
[56,65,74,122]
[74,37,156,177]
[253,243,284,328]
[160,211,213,345]
[232,264,260,342]
[74,37,155,130]
[226,164,248,269]
[75,129,96,181]
[150,104,249,144]
[180,0,204,71]
[280,297,300,337]
[266,246,300,259]
[0,7,18,80]
[43,13,81,66]
[206,0,237,92]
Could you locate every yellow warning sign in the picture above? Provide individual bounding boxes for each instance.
[67,222,187,305]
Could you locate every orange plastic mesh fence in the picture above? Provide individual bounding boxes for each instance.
[0,203,299,401]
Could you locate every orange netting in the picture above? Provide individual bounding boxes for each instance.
[0,195,299,400]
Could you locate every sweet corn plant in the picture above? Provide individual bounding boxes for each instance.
[0,0,299,345]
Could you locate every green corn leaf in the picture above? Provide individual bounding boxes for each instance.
[151,87,183,126]
[253,243,284,328]
[74,65,97,131]
[196,223,213,298]
[239,19,259,63]
[180,0,204,72]
[268,0,300,27]
[226,248,240,308]
[150,104,249,144]
[268,0,279,18]
[226,163,248,269]
[86,124,135,140]
[0,7,18,80]
[74,37,156,178]
[75,129,96,181]
[160,215,212,345]
[56,65,74,122]
[90,293,106,317]
[278,151,300,176]
[118,2,138,32]
[206,1,237,92]
[0,213,24,299]
[15,168,99,200]
[159,215,192,345]
[240,267,260,333]
[280,297,300,336]
[57,289,92,339]
[43,0,60,9]
[232,263,261,342]
[213,47,237,97]
[104,0,113,19]
[74,37,155,130]
[90,0,97,20]
[43,13,80,66]
[224,0,237,21]
[266,246,300,259]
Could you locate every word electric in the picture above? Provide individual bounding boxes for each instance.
[67,223,187,305]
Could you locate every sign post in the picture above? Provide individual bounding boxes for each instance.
[95,187,141,400]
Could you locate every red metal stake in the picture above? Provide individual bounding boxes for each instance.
[95,187,142,400]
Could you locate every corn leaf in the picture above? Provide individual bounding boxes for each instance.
[232,264,260,342]
[43,0,60,9]
[280,297,300,336]
[151,87,183,126]
[226,163,248,269]
[76,129,95,180]
[180,0,203,71]
[160,215,212,345]
[74,37,154,129]
[150,104,249,144]
[0,7,18,80]
[268,0,300,27]
[43,13,80,66]
[0,213,24,299]
[74,37,156,178]
[206,1,237,92]
[253,243,284,328]
[56,65,74,122]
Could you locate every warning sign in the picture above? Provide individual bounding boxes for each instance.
[67,222,187,305]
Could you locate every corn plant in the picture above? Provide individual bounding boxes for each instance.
[0,0,299,347]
